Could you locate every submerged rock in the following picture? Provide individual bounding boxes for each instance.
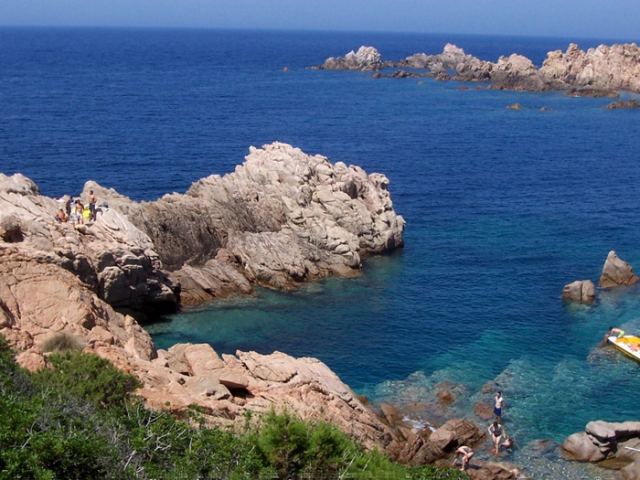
[561,280,596,304]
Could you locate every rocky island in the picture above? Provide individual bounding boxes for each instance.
[314,42,640,95]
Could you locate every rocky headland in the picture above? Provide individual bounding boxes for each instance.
[86,142,405,307]
[5,141,637,478]
[1,142,524,476]
[314,42,640,94]
[0,142,404,432]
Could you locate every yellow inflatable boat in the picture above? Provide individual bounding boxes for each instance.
[608,335,640,362]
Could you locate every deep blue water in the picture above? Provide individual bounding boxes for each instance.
[2,27,640,476]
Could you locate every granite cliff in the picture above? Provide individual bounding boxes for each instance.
[0,144,409,459]
[86,142,405,306]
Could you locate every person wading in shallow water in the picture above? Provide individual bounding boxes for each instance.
[494,390,505,421]
[488,420,506,454]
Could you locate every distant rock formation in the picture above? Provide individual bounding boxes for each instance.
[541,43,640,93]
[313,46,383,71]
[599,250,639,288]
[562,420,640,479]
[314,42,640,94]
[604,98,640,109]
[566,87,620,98]
[561,280,596,304]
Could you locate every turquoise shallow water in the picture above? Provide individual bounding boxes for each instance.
[3,27,640,477]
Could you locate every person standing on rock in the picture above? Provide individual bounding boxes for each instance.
[452,445,474,471]
[88,190,97,222]
[494,390,505,421]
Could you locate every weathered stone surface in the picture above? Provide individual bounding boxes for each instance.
[92,143,404,302]
[561,280,596,303]
[466,462,526,480]
[380,402,400,426]
[0,248,156,361]
[599,250,639,288]
[561,432,608,462]
[587,420,640,441]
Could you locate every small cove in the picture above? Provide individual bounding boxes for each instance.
[3,27,640,477]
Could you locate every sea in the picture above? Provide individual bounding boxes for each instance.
[2,27,640,478]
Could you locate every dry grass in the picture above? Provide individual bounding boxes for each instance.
[42,332,86,353]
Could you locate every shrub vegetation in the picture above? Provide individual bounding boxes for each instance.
[0,335,467,479]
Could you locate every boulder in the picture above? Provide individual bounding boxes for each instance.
[561,280,596,303]
[599,250,639,288]
[398,418,485,465]
[561,432,608,462]
[466,462,524,480]
[562,420,640,472]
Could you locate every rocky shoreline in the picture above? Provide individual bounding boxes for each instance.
[313,42,640,96]
[3,142,639,478]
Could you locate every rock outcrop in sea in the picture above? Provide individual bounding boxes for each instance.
[562,251,639,304]
[562,420,640,479]
[87,142,405,305]
[312,45,383,71]
[314,42,640,94]
[561,279,596,304]
[599,250,639,288]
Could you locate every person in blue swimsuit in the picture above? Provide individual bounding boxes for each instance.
[494,391,505,421]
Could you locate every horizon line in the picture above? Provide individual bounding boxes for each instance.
[0,24,635,44]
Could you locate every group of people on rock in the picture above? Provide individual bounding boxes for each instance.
[54,190,98,225]
[452,390,515,472]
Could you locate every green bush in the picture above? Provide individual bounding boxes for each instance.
[0,333,468,480]
[257,409,311,478]
[33,350,141,409]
